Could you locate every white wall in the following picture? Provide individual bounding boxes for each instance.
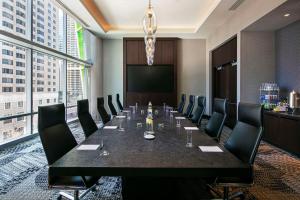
[177,39,206,110]
[240,31,276,103]
[102,39,123,112]
[205,0,286,113]
[85,31,103,119]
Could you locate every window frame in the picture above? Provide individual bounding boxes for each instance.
[0,0,93,145]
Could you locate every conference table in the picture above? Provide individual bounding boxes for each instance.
[49,106,250,199]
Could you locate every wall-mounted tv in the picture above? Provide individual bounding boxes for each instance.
[127,65,174,92]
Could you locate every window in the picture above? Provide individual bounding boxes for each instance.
[2,68,13,74]
[2,11,14,20]
[16,53,25,59]
[2,49,13,56]
[16,87,25,92]
[32,52,64,112]
[2,58,13,65]
[2,2,14,11]
[0,42,29,144]
[3,119,12,124]
[16,70,25,75]
[66,16,86,59]
[5,102,11,109]
[2,87,13,92]
[0,1,90,144]
[16,79,25,84]
[2,21,13,29]
[17,116,25,121]
[32,0,64,52]
[18,101,24,108]
[2,78,13,83]
[67,61,87,121]
[16,61,25,67]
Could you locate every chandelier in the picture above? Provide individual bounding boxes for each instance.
[143,0,157,65]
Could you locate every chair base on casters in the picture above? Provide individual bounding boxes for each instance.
[207,184,246,200]
[57,183,98,200]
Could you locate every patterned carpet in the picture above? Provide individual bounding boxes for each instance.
[0,120,299,200]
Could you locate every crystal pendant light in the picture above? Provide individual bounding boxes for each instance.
[143,0,157,65]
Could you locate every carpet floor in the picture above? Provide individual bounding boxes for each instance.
[0,120,299,200]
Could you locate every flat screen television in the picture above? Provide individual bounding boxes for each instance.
[127,65,174,92]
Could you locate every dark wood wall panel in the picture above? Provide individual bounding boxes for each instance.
[212,37,237,128]
[123,38,178,107]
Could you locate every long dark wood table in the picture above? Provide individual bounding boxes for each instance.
[49,107,250,199]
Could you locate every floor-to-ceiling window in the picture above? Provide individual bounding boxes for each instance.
[0,0,91,144]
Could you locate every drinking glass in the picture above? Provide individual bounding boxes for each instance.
[136,122,143,128]
[118,119,125,132]
[170,113,174,120]
[100,139,109,156]
[176,119,181,127]
[158,123,164,130]
[186,130,193,148]
[127,113,131,120]
[141,109,145,115]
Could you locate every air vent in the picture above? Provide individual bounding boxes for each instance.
[229,0,246,11]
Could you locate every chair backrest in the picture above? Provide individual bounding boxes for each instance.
[77,99,98,138]
[108,95,117,115]
[178,94,186,113]
[205,98,227,141]
[97,97,111,124]
[191,96,206,125]
[38,103,77,165]
[225,103,263,164]
[116,93,123,111]
[184,95,195,118]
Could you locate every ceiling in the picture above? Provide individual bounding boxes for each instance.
[60,0,292,39]
[94,0,220,31]
[245,0,300,31]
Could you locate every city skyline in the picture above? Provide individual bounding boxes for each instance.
[0,0,86,143]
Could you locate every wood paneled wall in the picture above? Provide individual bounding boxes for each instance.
[212,37,237,128]
[123,38,178,107]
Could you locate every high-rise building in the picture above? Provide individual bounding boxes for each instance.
[0,0,83,142]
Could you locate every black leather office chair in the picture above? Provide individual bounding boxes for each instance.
[108,95,117,116]
[204,98,227,142]
[116,93,123,111]
[191,96,206,126]
[97,97,111,124]
[77,99,98,138]
[210,102,263,200]
[178,94,186,113]
[38,103,100,200]
[184,95,195,118]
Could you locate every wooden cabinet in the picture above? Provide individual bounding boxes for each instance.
[263,112,280,145]
[263,111,300,157]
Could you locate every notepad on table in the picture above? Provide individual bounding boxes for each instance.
[103,126,118,129]
[198,146,223,152]
[116,115,126,119]
[77,145,99,150]
[184,127,199,130]
[175,116,186,120]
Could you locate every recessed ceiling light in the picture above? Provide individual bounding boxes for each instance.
[284,13,290,17]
